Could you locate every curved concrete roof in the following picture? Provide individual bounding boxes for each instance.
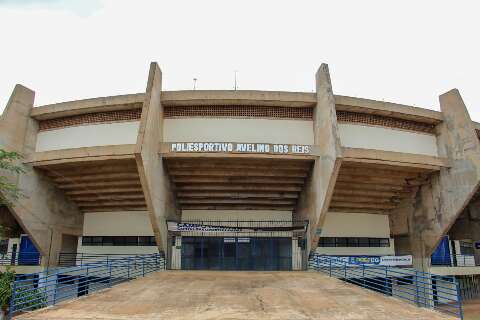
[30,90,443,124]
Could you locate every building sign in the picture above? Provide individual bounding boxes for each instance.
[167,221,306,233]
[167,142,312,155]
[315,255,413,267]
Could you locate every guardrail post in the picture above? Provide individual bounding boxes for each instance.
[109,262,112,287]
[344,261,347,279]
[454,277,464,319]
[142,256,145,276]
[53,275,57,305]
[415,270,420,306]
[385,267,388,295]
[329,258,332,277]
[362,264,365,287]
[127,257,131,280]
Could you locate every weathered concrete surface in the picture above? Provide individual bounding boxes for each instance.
[389,89,480,270]
[16,271,454,320]
[0,85,82,265]
[297,64,342,253]
[135,62,177,253]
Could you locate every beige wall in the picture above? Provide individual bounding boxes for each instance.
[316,212,395,256]
[79,211,158,255]
[181,210,292,221]
[164,119,314,145]
[82,211,154,236]
[338,124,438,156]
[35,121,140,151]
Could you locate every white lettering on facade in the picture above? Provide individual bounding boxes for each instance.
[170,142,311,155]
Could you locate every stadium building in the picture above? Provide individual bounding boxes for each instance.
[1,62,480,302]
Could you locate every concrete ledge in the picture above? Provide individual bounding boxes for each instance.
[29,144,136,166]
[161,90,316,107]
[342,147,449,170]
[31,93,145,120]
[430,266,480,276]
[0,265,45,274]
[335,95,443,124]
[29,90,444,126]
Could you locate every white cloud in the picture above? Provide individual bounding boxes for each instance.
[0,0,479,120]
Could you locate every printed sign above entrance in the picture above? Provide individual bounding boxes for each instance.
[164,142,313,155]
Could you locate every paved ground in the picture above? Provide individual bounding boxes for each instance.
[16,271,455,320]
[463,298,480,320]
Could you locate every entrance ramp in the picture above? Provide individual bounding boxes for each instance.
[15,271,455,320]
[309,254,463,319]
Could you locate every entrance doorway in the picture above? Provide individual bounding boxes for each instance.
[181,237,292,271]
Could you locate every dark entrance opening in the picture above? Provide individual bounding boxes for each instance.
[181,237,292,271]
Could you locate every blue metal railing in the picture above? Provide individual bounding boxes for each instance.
[57,252,162,267]
[0,251,41,266]
[8,253,165,317]
[431,254,478,267]
[309,254,463,319]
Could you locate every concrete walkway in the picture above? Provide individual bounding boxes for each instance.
[16,271,455,320]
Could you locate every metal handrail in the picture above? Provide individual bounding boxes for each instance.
[9,253,165,317]
[309,254,464,319]
[0,251,41,266]
[57,252,164,267]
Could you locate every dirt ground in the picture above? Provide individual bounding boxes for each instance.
[463,298,480,320]
[15,271,456,320]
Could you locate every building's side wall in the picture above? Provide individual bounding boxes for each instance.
[164,119,314,145]
[338,124,438,156]
[78,211,158,255]
[36,121,140,152]
[315,212,395,256]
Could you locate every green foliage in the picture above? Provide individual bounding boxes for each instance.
[13,285,47,311]
[0,267,15,310]
[0,268,47,313]
[0,149,25,207]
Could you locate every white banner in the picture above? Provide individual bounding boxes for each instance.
[317,255,413,267]
[379,255,412,266]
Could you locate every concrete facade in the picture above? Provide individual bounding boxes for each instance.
[1,61,480,274]
[0,85,83,266]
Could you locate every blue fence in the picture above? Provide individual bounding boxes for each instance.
[309,254,463,319]
[0,251,41,266]
[9,253,165,318]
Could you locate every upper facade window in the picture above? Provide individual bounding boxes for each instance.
[318,237,390,248]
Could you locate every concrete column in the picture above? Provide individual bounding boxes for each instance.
[423,89,480,256]
[171,236,182,270]
[292,237,302,270]
[296,64,342,255]
[135,62,178,254]
[390,89,480,272]
[0,85,83,266]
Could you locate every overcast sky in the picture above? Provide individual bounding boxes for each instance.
[0,0,479,120]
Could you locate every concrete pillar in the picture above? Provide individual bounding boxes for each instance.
[292,237,302,270]
[171,236,182,270]
[390,89,480,272]
[0,85,83,266]
[296,64,342,255]
[135,62,178,254]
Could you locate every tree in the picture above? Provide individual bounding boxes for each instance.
[0,149,24,207]
[0,267,15,317]
[0,149,24,319]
